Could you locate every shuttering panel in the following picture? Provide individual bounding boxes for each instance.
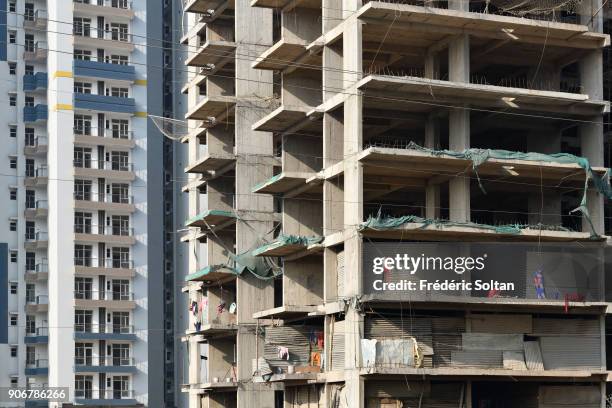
[523,341,545,371]
[539,336,602,370]
[331,319,345,371]
[470,313,532,334]
[450,350,503,368]
[336,251,344,298]
[538,385,600,408]
[461,333,523,351]
[533,317,599,336]
[432,317,464,368]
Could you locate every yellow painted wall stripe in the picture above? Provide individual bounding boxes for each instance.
[135,79,147,86]
[53,71,73,79]
[134,111,147,118]
[53,104,73,111]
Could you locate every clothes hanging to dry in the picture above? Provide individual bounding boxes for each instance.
[277,346,289,360]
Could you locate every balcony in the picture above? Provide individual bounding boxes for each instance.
[24,327,49,344]
[25,359,48,376]
[74,224,136,245]
[24,231,48,250]
[74,290,136,309]
[75,257,135,278]
[24,136,48,156]
[74,389,138,406]
[74,356,137,373]
[73,0,135,19]
[24,166,48,187]
[74,59,136,82]
[24,200,48,220]
[74,93,136,114]
[73,29,135,52]
[73,159,135,181]
[23,41,47,61]
[23,72,48,92]
[23,9,48,29]
[74,323,137,341]
[74,192,135,213]
[74,127,135,149]
[25,295,49,313]
[23,104,48,123]
[24,261,49,283]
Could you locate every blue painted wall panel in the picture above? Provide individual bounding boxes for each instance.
[0,0,6,61]
[0,243,7,343]
[74,93,136,114]
[74,60,136,82]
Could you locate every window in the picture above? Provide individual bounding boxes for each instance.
[75,342,94,366]
[8,62,16,75]
[10,251,17,263]
[74,147,92,168]
[10,315,17,326]
[10,346,17,357]
[26,253,35,272]
[10,282,17,294]
[8,2,15,12]
[25,159,34,177]
[110,23,129,42]
[25,346,35,365]
[110,151,129,171]
[9,94,16,107]
[25,284,35,303]
[10,220,17,231]
[74,49,92,61]
[109,87,128,98]
[110,215,129,236]
[107,54,128,65]
[74,179,93,201]
[74,277,93,299]
[24,34,34,52]
[25,221,35,240]
[25,128,34,146]
[25,315,35,334]
[110,247,130,268]
[9,189,17,200]
[25,65,34,76]
[110,119,129,139]
[112,311,129,333]
[74,244,93,267]
[75,212,93,234]
[74,82,92,94]
[74,115,92,135]
[25,190,35,208]
[75,310,93,332]
[10,378,17,388]
[9,158,17,169]
[9,126,16,138]
[75,375,93,399]
[111,0,128,9]
[24,3,34,21]
[25,96,34,107]
[73,17,91,37]
[8,31,16,44]
[110,183,129,203]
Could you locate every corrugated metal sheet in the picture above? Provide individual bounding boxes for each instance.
[432,317,464,368]
[364,316,433,356]
[336,251,344,298]
[470,313,532,334]
[539,336,602,370]
[524,341,544,371]
[331,320,344,371]
[264,325,322,368]
[461,333,523,351]
[450,350,503,368]
[533,317,599,336]
[365,381,430,398]
[503,351,527,370]
[286,385,324,408]
[539,385,600,408]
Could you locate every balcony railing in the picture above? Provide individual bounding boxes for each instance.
[25,231,48,242]
[23,104,48,122]
[74,389,134,400]
[74,224,134,237]
[26,199,48,211]
[74,127,133,140]
[74,323,134,334]
[25,294,48,305]
[73,290,134,301]
[73,192,134,205]
[25,136,48,148]
[25,260,48,276]
[23,41,47,61]
[73,0,132,9]
[74,356,135,367]
[23,72,48,92]
[73,159,133,172]
[26,359,48,369]
[73,27,132,43]
[74,257,134,269]
[26,326,49,337]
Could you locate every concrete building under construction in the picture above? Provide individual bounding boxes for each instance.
[180,0,612,407]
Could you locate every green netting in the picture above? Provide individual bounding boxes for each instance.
[184,209,236,227]
[360,214,571,235]
[252,234,324,256]
[252,173,283,193]
[401,142,612,235]
[185,264,239,281]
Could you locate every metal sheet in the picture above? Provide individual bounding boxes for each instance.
[503,351,527,370]
[461,333,524,351]
[533,317,599,336]
[450,350,503,368]
[523,341,544,371]
[337,251,344,298]
[539,385,600,408]
[539,336,602,370]
[331,320,344,371]
[470,313,532,334]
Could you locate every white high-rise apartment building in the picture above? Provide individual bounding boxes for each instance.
[0,0,168,406]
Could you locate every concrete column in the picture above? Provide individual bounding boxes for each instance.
[448,34,470,222]
[579,41,605,234]
[424,52,439,80]
[425,114,440,219]
[580,0,604,33]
